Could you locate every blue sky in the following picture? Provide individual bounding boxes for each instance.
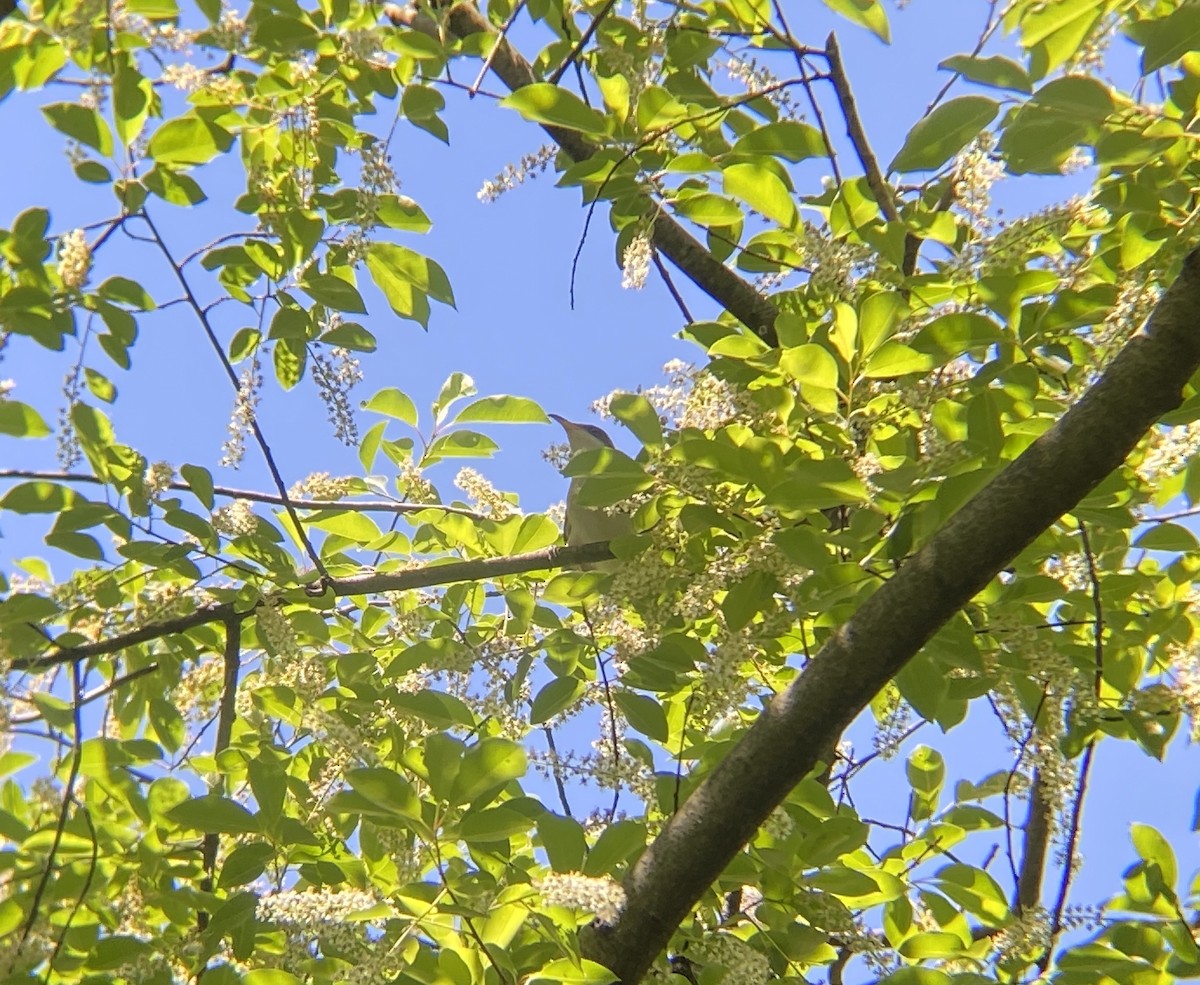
[2,0,1197,940]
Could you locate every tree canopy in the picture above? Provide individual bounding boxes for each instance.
[3,1,1200,984]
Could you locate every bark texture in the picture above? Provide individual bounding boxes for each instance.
[581,253,1200,982]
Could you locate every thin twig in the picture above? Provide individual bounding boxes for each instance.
[0,469,485,519]
[469,0,525,96]
[10,664,160,725]
[138,210,331,587]
[543,727,574,817]
[20,663,86,950]
[652,251,694,324]
[548,0,617,85]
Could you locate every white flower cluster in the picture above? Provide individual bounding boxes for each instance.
[161,63,208,92]
[144,461,175,498]
[289,472,353,500]
[455,467,515,519]
[951,132,1005,226]
[1137,421,1200,486]
[172,659,225,725]
[221,362,261,468]
[535,872,627,926]
[1041,552,1091,593]
[725,56,801,118]
[477,145,556,203]
[801,221,872,299]
[256,887,380,926]
[621,232,653,290]
[212,499,257,536]
[57,229,91,292]
[761,806,794,840]
[690,933,771,985]
[312,346,362,445]
[0,379,14,400]
[257,601,299,658]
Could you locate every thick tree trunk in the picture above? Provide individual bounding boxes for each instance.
[582,251,1200,982]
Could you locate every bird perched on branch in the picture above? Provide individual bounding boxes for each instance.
[550,414,633,570]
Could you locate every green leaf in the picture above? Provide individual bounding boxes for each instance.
[302,274,368,314]
[180,464,214,509]
[83,368,116,403]
[938,54,1032,94]
[0,401,50,437]
[365,242,454,326]
[731,121,826,162]
[450,737,527,806]
[614,691,668,743]
[763,459,867,511]
[530,676,586,725]
[898,932,967,960]
[273,339,306,391]
[320,322,376,351]
[609,393,663,449]
[362,387,418,424]
[722,162,797,228]
[219,842,273,888]
[1140,5,1200,74]
[344,767,420,817]
[584,820,647,876]
[821,0,890,42]
[126,0,178,16]
[889,96,998,173]
[252,13,320,51]
[527,960,618,985]
[143,164,207,205]
[910,312,1004,362]
[1134,523,1198,552]
[432,371,476,424]
[501,83,608,136]
[98,276,155,309]
[1132,822,1178,888]
[1,482,76,513]
[112,58,154,147]
[456,395,546,423]
[797,815,869,865]
[780,344,840,390]
[228,327,261,363]
[862,342,937,377]
[147,113,234,166]
[42,102,113,156]
[933,863,1011,927]
[904,751,947,804]
[538,812,588,871]
[168,795,259,835]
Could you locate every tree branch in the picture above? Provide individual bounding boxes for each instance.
[581,251,1200,984]
[13,542,617,671]
[823,32,898,225]
[1015,769,1050,915]
[399,2,781,344]
[0,469,485,519]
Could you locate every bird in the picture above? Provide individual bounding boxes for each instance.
[550,414,633,570]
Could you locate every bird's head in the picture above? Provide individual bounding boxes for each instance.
[549,413,615,455]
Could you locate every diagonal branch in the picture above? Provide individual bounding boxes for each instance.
[581,250,1200,984]
[395,2,781,344]
[823,32,898,225]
